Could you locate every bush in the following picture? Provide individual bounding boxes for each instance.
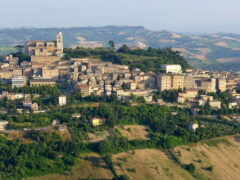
[186,163,195,173]
[132,168,136,173]
[206,166,213,171]
[118,174,130,180]
[98,140,112,155]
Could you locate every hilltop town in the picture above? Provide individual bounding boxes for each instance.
[0,32,239,111]
[0,32,240,180]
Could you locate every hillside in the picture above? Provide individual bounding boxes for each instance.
[1,26,240,69]
[63,46,190,72]
[28,136,240,180]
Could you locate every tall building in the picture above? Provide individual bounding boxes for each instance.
[25,32,63,57]
[157,74,172,91]
[171,74,184,89]
[201,78,216,92]
[184,75,195,89]
[59,95,67,106]
[216,78,226,92]
[157,74,184,91]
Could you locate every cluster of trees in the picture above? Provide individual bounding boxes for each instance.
[12,45,31,64]
[0,98,240,178]
[0,84,60,97]
[153,89,182,102]
[7,114,51,129]
[68,90,119,105]
[63,45,190,72]
[0,131,85,179]
[63,102,240,146]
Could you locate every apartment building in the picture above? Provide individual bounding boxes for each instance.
[11,76,26,88]
[157,74,184,91]
[216,78,226,92]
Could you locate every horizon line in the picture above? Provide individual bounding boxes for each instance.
[0,25,239,35]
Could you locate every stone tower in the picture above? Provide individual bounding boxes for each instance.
[56,32,63,56]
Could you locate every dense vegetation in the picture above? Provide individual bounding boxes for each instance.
[64,45,190,72]
[0,87,240,179]
[0,84,60,96]
[0,132,85,179]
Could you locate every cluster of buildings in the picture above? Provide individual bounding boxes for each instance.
[1,32,240,110]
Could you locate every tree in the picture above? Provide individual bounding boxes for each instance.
[98,140,112,154]
[118,174,130,180]
[117,44,129,53]
[186,163,195,173]
[108,40,115,50]
[204,99,212,115]
[130,94,137,102]
[14,45,25,54]
[121,82,128,90]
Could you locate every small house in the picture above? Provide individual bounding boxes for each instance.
[209,100,221,109]
[90,117,105,126]
[0,121,8,131]
[72,113,81,119]
[59,95,67,106]
[22,100,32,108]
[177,96,185,103]
[30,103,39,111]
[191,108,200,116]
[188,122,199,132]
[52,120,60,126]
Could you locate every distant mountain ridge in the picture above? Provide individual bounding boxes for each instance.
[1,26,240,70]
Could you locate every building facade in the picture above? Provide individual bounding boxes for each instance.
[59,95,67,106]
[11,76,26,88]
[157,74,184,91]
[25,32,63,57]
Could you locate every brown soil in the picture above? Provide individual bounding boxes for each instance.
[88,130,110,143]
[116,125,150,140]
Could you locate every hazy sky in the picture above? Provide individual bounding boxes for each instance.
[1,0,240,33]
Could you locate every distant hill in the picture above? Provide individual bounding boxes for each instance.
[1,26,240,70]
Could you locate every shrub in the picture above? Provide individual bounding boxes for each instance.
[206,166,213,171]
[186,163,195,173]
[118,174,130,180]
[131,168,136,173]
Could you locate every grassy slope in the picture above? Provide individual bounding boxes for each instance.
[28,135,240,180]
[112,149,194,180]
[27,153,114,180]
[173,136,240,180]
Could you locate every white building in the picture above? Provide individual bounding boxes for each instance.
[0,121,8,131]
[59,95,67,106]
[188,122,199,132]
[161,64,182,74]
[12,76,25,88]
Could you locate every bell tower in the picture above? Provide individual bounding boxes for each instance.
[56,32,63,56]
